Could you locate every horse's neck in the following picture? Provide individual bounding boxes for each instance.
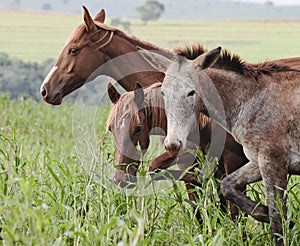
[105,32,171,91]
[204,69,257,131]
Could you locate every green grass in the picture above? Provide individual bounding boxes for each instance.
[0,10,300,245]
[0,10,300,62]
[0,97,299,245]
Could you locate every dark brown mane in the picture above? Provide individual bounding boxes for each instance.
[175,44,295,79]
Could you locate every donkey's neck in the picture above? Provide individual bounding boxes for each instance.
[204,69,257,131]
[102,31,172,91]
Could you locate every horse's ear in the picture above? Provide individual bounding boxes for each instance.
[194,47,221,70]
[83,6,97,32]
[108,82,121,104]
[134,83,144,108]
[137,47,172,73]
[94,9,106,23]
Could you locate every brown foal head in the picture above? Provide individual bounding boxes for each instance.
[107,83,150,188]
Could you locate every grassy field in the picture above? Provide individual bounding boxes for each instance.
[0,9,300,245]
[0,97,299,245]
[0,10,300,62]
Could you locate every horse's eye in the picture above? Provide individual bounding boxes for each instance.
[161,90,165,97]
[187,90,196,97]
[134,125,143,135]
[69,48,79,56]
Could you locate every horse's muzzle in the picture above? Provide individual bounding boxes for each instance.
[41,86,63,105]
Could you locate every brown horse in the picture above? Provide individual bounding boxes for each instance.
[40,6,172,105]
[139,45,300,245]
[107,81,249,221]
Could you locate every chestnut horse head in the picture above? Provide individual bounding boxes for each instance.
[41,7,113,104]
[107,82,165,188]
[40,6,169,105]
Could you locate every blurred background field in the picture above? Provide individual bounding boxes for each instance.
[0,10,300,62]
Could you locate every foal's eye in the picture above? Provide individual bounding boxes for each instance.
[68,48,79,56]
[134,125,143,135]
[187,90,196,97]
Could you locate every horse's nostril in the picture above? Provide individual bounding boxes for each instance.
[41,86,47,97]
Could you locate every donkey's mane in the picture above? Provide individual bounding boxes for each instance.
[175,44,294,79]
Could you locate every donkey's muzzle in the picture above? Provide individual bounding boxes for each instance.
[164,140,182,154]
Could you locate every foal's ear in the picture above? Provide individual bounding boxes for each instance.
[108,82,121,104]
[83,6,97,32]
[137,47,172,73]
[134,83,144,108]
[194,47,221,70]
[94,9,106,23]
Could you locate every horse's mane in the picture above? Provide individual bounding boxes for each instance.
[175,43,294,79]
[69,22,172,56]
[106,82,166,132]
[106,91,137,131]
[113,29,173,56]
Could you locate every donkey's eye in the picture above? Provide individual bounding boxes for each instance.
[187,90,196,97]
[68,48,79,56]
[134,125,143,135]
[161,91,165,97]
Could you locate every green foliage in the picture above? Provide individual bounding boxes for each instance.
[0,53,54,101]
[0,98,299,245]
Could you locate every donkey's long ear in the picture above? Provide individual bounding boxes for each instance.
[83,6,97,32]
[134,83,144,108]
[137,47,172,73]
[194,47,221,70]
[94,9,106,23]
[108,82,121,104]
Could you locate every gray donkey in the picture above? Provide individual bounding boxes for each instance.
[139,46,300,245]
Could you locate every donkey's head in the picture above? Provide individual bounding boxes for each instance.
[107,83,150,188]
[139,47,221,155]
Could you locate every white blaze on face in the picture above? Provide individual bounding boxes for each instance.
[40,66,58,91]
